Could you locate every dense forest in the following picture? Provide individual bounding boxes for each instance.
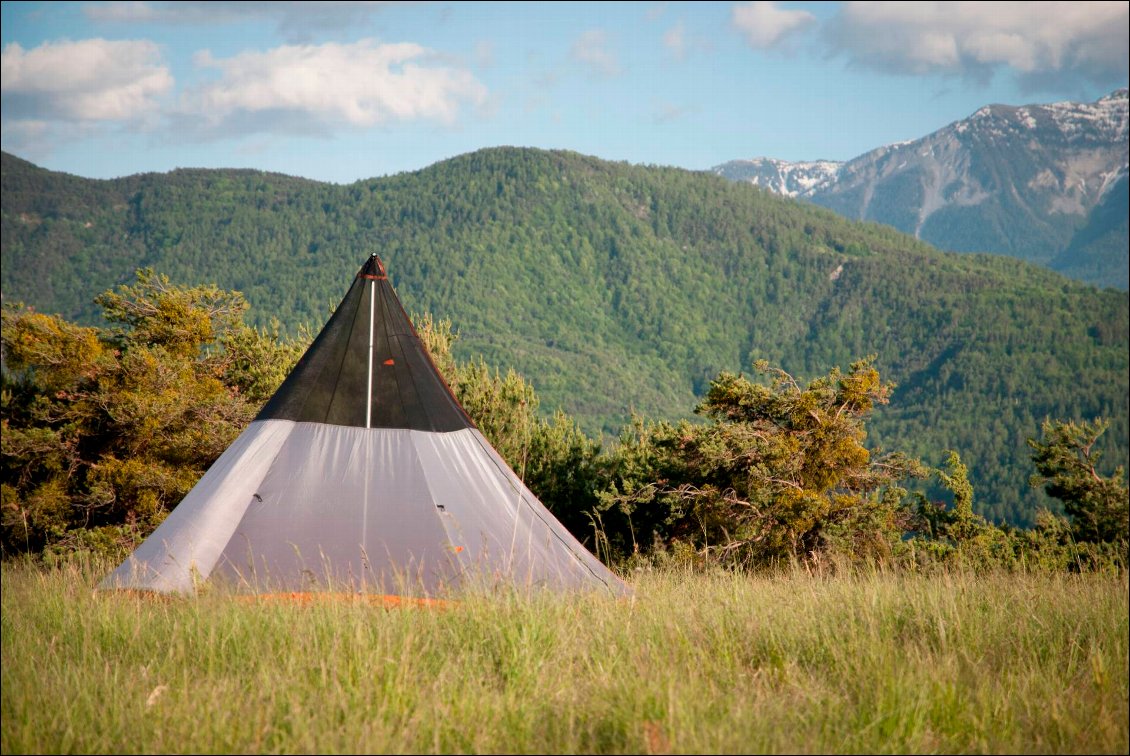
[2,147,1127,528]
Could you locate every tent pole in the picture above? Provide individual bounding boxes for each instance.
[366,281,375,429]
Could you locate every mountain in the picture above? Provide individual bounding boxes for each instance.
[713,90,1129,290]
[707,158,843,198]
[1,147,1126,528]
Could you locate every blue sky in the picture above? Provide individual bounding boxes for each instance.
[2,1,1127,184]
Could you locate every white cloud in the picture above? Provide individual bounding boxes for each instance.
[732,1,816,49]
[570,29,621,77]
[825,1,1129,88]
[181,39,488,137]
[1,38,173,122]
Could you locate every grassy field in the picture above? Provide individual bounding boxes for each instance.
[2,559,1127,755]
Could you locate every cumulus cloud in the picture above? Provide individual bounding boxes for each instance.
[825,1,1129,89]
[180,39,488,138]
[85,1,396,41]
[571,29,621,77]
[732,1,816,49]
[1,38,172,123]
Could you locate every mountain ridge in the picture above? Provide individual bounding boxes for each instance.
[713,89,1129,290]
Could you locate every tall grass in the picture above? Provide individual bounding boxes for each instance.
[2,558,1127,754]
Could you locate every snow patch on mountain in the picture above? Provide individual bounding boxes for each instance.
[709,158,841,198]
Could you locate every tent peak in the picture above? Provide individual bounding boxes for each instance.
[359,254,387,280]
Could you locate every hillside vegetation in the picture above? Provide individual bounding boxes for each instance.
[2,148,1126,526]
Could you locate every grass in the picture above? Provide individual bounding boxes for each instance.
[2,558,1127,754]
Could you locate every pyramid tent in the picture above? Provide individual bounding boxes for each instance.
[101,255,630,598]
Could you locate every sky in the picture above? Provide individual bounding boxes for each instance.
[2,1,1127,185]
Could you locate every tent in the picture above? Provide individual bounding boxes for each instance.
[101,255,630,598]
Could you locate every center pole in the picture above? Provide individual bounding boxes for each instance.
[366,281,375,429]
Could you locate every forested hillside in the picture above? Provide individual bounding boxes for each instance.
[2,148,1126,526]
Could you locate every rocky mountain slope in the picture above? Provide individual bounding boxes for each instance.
[714,90,1129,290]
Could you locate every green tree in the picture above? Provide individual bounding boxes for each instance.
[933,450,978,541]
[1028,419,1128,546]
[598,358,926,567]
[94,268,247,357]
[1,271,304,558]
[905,451,1019,570]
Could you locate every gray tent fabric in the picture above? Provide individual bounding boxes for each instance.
[100,256,630,598]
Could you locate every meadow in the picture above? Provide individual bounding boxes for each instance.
[2,559,1127,755]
